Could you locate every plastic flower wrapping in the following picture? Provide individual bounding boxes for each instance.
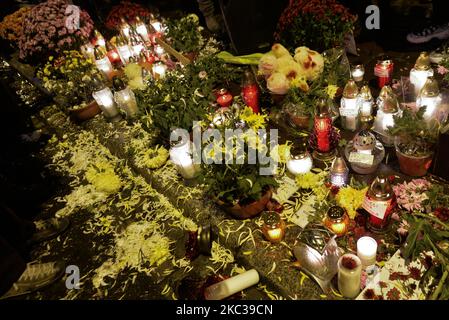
[105,0,153,30]
[18,0,94,60]
[259,43,323,95]
[0,7,32,44]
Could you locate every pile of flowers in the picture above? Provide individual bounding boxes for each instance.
[37,50,99,106]
[393,179,432,212]
[258,43,324,95]
[275,0,356,52]
[0,7,32,44]
[19,0,94,60]
[105,1,152,30]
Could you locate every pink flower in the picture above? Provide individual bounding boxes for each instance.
[437,65,449,75]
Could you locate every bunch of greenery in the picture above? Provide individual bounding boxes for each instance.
[136,55,242,141]
[165,14,204,53]
[388,106,439,156]
[199,102,280,205]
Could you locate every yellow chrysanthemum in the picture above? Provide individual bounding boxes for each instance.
[335,186,368,219]
[326,85,338,100]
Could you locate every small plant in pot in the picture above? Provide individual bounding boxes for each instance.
[388,106,439,177]
[199,102,282,219]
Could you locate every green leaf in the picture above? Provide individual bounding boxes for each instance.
[403,219,425,260]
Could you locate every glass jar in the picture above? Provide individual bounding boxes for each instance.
[323,206,350,237]
[261,211,286,243]
[338,253,362,298]
[344,130,385,174]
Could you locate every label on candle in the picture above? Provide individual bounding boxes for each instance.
[349,152,374,166]
[362,198,391,220]
[339,108,358,117]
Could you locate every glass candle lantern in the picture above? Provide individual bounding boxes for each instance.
[374,58,394,88]
[134,16,150,42]
[94,46,114,79]
[287,148,313,176]
[130,31,145,57]
[150,19,164,33]
[92,30,105,49]
[120,18,131,40]
[152,61,167,80]
[357,85,374,127]
[241,69,260,114]
[330,155,349,187]
[357,236,378,267]
[410,52,434,98]
[115,35,133,65]
[417,76,441,122]
[362,175,397,233]
[345,130,385,174]
[106,41,122,66]
[216,88,233,109]
[340,79,360,131]
[153,44,165,58]
[261,211,286,243]
[91,75,120,121]
[373,94,400,146]
[351,64,365,82]
[338,254,362,298]
[169,138,200,179]
[113,77,138,118]
[376,85,393,108]
[80,40,95,61]
[314,104,333,153]
[323,206,350,237]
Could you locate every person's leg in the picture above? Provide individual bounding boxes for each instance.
[0,236,27,296]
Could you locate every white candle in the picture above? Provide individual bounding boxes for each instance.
[352,68,364,82]
[114,87,138,117]
[410,68,433,97]
[92,87,119,119]
[340,97,359,131]
[287,155,313,175]
[95,57,113,79]
[204,269,260,300]
[357,236,378,267]
[417,95,441,122]
[170,139,199,179]
[152,62,167,79]
[338,254,362,299]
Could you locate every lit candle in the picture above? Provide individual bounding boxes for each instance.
[373,94,400,146]
[113,77,139,118]
[169,138,199,179]
[410,52,434,97]
[417,76,441,122]
[94,46,114,79]
[93,30,106,49]
[330,155,349,187]
[204,269,260,300]
[324,206,350,236]
[152,61,167,80]
[153,44,165,57]
[338,254,362,298]
[357,236,378,267]
[80,41,95,61]
[215,88,233,109]
[135,16,150,42]
[287,151,313,176]
[351,64,365,82]
[91,76,120,121]
[261,211,286,243]
[120,18,131,40]
[340,79,360,131]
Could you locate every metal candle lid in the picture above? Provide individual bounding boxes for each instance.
[330,155,348,174]
[112,76,126,91]
[382,94,399,113]
[343,79,359,99]
[94,45,106,60]
[414,52,431,71]
[378,85,393,100]
[197,225,213,255]
[263,211,282,228]
[368,175,393,200]
[420,76,440,97]
[354,130,376,151]
[360,85,373,100]
[327,206,345,220]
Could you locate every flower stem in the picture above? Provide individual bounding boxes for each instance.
[413,212,449,230]
[431,268,448,300]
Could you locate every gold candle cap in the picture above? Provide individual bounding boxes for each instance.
[94,46,106,59]
[331,155,348,174]
[360,85,373,100]
[368,175,393,200]
[414,52,431,71]
[379,85,393,100]
[382,94,399,113]
[420,76,439,97]
[343,79,359,99]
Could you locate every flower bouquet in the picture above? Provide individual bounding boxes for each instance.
[19,0,94,61]
[275,0,356,52]
[105,1,152,30]
[37,50,100,108]
[0,7,32,46]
